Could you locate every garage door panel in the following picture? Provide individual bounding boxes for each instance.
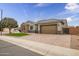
[41,25,57,34]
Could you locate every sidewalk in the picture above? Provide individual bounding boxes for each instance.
[0,36,79,56]
[0,40,42,56]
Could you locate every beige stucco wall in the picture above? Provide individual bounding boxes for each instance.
[3,28,9,32]
[57,23,62,31]
[37,24,40,33]
[28,24,36,31]
[3,28,19,33]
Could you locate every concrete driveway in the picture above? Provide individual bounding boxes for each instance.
[19,33,71,48]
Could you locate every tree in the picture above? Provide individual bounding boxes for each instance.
[1,17,18,34]
[0,21,5,35]
[20,23,26,32]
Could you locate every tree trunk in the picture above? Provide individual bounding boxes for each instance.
[0,31,2,35]
[0,28,3,35]
[9,28,12,34]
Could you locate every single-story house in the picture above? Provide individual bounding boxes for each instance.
[3,28,19,33]
[20,19,68,34]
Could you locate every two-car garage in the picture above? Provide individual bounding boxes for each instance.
[40,25,57,34]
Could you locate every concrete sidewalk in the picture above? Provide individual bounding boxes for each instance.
[0,40,42,56]
[0,36,79,56]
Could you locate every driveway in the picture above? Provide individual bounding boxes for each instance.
[0,40,42,56]
[19,33,71,48]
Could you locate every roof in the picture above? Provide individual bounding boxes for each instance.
[24,21,35,25]
[24,19,67,24]
[37,19,67,24]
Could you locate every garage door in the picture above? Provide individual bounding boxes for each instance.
[40,25,57,34]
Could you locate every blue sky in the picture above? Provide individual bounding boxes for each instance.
[0,3,79,26]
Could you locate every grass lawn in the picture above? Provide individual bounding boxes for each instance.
[5,32,29,37]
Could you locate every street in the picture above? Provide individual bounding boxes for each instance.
[0,40,42,56]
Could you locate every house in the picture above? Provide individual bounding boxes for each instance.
[20,19,68,34]
[3,28,19,33]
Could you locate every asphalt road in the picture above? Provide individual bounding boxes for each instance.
[0,40,42,56]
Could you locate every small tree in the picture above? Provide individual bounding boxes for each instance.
[1,17,18,34]
[20,23,26,32]
[0,21,5,35]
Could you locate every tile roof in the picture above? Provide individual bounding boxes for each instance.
[24,19,67,24]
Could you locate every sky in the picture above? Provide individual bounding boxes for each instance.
[0,3,79,26]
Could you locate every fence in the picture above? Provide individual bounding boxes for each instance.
[69,26,79,35]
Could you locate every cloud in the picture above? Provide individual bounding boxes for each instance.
[57,3,79,16]
[65,3,79,11]
[65,3,79,24]
[66,14,79,22]
[66,17,73,22]
[35,3,50,7]
[54,3,79,19]
[66,17,79,26]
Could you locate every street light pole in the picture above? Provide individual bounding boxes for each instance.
[0,9,3,35]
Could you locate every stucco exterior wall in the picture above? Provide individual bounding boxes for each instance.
[28,24,36,32]
[57,23,62,31]
[37,24,41,33]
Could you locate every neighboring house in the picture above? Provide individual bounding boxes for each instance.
[20,19,68,34]
[3,28,19,33]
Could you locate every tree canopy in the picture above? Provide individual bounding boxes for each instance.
[1,17,18,33]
